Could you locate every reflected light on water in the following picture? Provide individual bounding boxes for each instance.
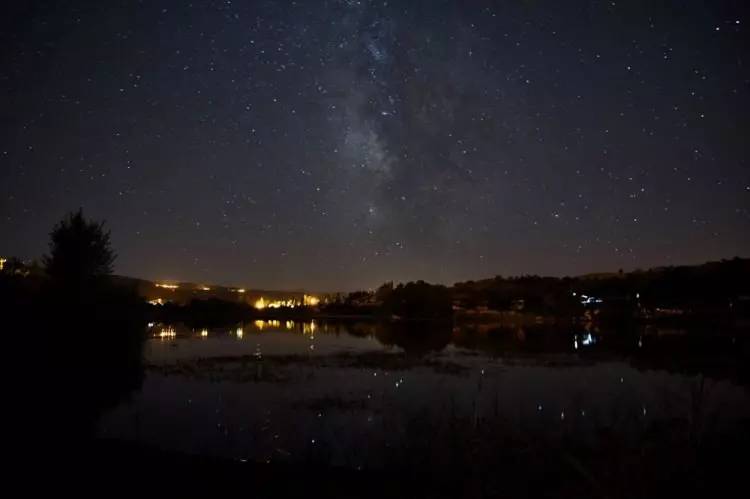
[260,320,287,330]
[303,320,317,335]
[158,327,176,339]
[573,333,596,349]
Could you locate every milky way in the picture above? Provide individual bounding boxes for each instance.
[2,1,749,290]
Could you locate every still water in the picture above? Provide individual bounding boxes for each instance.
[99,320,750,469]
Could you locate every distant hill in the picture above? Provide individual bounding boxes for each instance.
[450,257,750,318]
[577,272,623,280]
[110,275,331,307]
[454,257,750,288]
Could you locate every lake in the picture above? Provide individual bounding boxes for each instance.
[98,320,750,482]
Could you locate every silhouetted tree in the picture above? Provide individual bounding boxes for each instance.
[346,290,373,306]
[17,210,148,451]
[381,280,453,320]
[44,209,115,285]
[375,281,394,303]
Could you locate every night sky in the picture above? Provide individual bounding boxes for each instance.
[2,1,749,291]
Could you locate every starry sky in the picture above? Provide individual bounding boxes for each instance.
[1,0,749,291]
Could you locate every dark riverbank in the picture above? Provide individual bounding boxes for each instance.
[37,430,750,498]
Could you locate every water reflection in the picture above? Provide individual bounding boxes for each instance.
[98,319,750,492]
[143,320,750,378]
[573,332,597,349]
[158,326,176,340]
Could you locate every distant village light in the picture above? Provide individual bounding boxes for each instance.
[158,327,176,339]
[0,257,6,271]
[304,294,320,306]
[156,283,179,290]
[254,296,301,309]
